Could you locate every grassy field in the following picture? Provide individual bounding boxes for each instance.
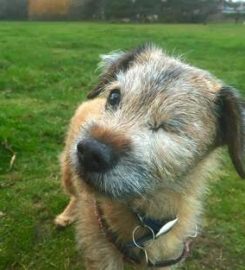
[0,22,244,270]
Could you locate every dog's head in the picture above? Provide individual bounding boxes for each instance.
[72,44,245,199]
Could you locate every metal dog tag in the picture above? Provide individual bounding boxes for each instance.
[156,218,178,238]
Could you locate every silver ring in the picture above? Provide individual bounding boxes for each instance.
[132,225,156,249]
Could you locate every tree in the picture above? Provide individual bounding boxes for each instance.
[69,0,104,20]
[28,0,70,20]
[104,0,134,19]
[160,0,220,23]
[0,0,7,19]
[0,0,28,20]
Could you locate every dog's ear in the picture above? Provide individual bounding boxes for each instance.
[217,86,245,178]
[87,51,125,99]
[87,45,150,99]
[98,51,126,73]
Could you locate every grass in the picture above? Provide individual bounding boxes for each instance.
[0,22,244,270]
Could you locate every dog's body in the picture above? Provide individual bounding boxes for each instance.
[55,45,244,269]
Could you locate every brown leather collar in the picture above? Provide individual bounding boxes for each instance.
[94,200,190,267]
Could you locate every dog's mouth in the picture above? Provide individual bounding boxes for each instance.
[76,167,152,200]
[74,142,152,199]
[72,135,154,199]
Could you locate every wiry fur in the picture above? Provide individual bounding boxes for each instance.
[55,45,244,269]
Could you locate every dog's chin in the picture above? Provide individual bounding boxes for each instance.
[76,169,143,200]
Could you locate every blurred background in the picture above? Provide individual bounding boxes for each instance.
[0,0,245,23]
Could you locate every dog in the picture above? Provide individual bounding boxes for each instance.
[55,44,244,269]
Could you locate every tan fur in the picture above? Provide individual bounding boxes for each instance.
[54,46,244,269]
[55,99,106,226]
[90,124,131,153]
[55,99,219,269]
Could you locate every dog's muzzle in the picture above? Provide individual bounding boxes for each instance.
[77,138,119,172]
[74,133,152,199]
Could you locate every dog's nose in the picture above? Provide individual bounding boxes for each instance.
[77,139,117,172]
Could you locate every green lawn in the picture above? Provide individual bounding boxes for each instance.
[0,22,244,270]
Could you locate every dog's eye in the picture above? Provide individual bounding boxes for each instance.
[149,120,182,133]
[107,89,121,108]
[149,122,166,132]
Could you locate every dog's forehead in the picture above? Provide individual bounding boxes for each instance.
[116,46,220,100]
[103,46,222,124]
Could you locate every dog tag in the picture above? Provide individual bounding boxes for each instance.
[156,218,178,238]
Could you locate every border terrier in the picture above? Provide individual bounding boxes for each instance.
[55,44,244,269]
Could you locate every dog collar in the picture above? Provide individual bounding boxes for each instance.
[94,200,190,267]
[125,211,178,248]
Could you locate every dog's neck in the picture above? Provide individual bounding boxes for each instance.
[97,151,220,264]
[95,199,190,268]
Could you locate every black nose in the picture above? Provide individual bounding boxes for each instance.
[77,139,117,172]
